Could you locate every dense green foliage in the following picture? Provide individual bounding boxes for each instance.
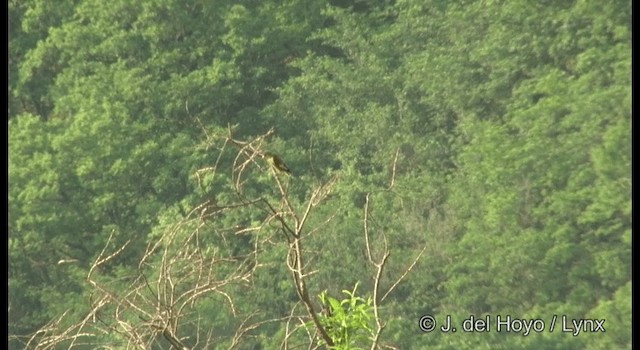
[9,0,630,349]
[318,283,374,349]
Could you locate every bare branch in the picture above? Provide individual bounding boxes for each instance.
[381,245,427,302]
[388,148,400,189]
[23,129,420,350]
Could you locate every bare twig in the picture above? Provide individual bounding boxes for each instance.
[388,148,400,189]
[381,245,426,302]
[22,130,420,350]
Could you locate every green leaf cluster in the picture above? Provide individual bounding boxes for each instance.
[317,283,374,349]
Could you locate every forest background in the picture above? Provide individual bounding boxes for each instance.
[9,0,631,349]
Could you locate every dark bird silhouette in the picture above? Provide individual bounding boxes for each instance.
[263,152,291,175]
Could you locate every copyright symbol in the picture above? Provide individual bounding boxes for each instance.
[419,315,436,332]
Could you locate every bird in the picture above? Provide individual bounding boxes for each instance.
[263,152,292,175]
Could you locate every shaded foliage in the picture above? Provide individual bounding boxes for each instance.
[9,0,630,348]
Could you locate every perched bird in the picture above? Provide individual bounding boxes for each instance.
[263,152,292,175]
